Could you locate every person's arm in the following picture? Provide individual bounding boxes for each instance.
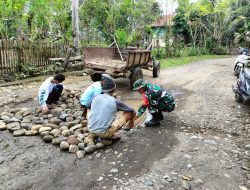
[115,99,135,112]
[38,86,50,113]
[135,92,149,119]
[115,99,136,128]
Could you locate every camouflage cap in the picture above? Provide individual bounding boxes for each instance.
[133,78,145,91]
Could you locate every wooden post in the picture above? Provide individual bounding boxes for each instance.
[71,0,79,49]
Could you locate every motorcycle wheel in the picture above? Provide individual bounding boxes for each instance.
[235,92,242,103]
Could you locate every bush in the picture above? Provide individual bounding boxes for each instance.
[115,29,127,47]
[210,46,228,55]
[152,48,166,59]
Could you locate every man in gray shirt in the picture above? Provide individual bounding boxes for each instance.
[85,77,135,144]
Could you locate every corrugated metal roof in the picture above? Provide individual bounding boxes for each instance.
[151,14,176,27]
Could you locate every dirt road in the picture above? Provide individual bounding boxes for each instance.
[0,57,249,190]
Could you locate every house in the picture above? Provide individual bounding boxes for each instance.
[151,14,175,47]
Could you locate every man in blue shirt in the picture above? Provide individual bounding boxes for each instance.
[85,78,135,144]
[79,73,112,117]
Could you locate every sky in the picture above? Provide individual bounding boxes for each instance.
[156,0,178,15]
[156,0,197,15]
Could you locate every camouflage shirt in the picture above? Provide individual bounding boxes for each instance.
[137,83,175,117]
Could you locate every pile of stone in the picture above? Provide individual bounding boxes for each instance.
[0,91,109,159]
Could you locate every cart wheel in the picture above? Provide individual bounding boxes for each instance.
[130,67,143,89]
[153,60,160,78]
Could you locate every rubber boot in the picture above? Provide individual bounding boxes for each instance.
[145,118,160,127]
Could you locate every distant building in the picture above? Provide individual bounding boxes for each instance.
[151,14,175,47]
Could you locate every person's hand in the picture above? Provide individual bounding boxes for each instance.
[128,120,135,129]
[42,106,49,113]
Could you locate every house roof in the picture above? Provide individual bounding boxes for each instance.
[151,14,176,27]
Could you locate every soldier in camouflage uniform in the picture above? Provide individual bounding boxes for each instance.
[133,79,175,127]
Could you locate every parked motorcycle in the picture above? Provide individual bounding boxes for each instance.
[233,62,250,103]
[233,48,250,77]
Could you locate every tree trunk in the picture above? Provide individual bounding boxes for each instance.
[72,0,79,49]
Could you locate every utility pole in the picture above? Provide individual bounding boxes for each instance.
[71,0,79,49]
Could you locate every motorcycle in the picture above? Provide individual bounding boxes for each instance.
[233,51,250,77]
[233,61,250,103]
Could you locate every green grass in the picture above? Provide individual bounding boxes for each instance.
[160,55,232,69]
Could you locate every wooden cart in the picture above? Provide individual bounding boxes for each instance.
[83,43,160,89]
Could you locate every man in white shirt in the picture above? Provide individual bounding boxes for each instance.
[38,74,70,113]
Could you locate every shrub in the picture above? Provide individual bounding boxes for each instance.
[210,46,228,55]
[152,48,166,59]
[115,29,127,47]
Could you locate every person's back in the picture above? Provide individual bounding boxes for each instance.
[88,94,117,133]
[80,82,101,106]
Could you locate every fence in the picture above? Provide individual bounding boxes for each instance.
[0,40,68,75]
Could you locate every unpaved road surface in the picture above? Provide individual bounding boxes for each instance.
[0,57,250,190]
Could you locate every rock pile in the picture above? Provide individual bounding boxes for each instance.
[0,91,111,159]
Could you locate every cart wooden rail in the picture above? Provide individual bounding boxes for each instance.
[83,44,160,89]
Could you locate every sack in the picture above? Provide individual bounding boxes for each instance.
[158,91,175,112]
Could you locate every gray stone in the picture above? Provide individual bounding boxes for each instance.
[84,146,94,154]
[77,137,83,143]
[110,168,118,174]
[0,121,6,130]
[78,143,85,150]
[59,126,68,132]
[52,138,61,145]
[59,112,68,120]
[204,139,217,145]
[81,120,88,127]
[45,123,60,129]
[194,179,204,185]
[95,152,102,158]
[97,176,104,182]
[60,141,69,150]
[34,120,45,125]
[76,150,85,159]
[62,129,71,137]
[22,116,32,122]
[39,127,52,133]
[13,129,26,137]
[69,145,79,153]
[9,117,21,123]
[25,130,39,136]
[67,137,79,145]
[1,115,10,121]
[50,107,63,117]
[145,181,153,187]
[70,124,83,131]
[23,111,32,117]
[49,117,62,125]
[59,122,68,127]
[1,112,14,117]
[20,123,32,130]
[182,181,190,190]
[40,131,50,136]
[31,125,43,131]
[50,129,61,137]
[66,117,74,122]
[82,127,88,133]
[43,135,54,142]
[184,154,192,159]
[96,142,104,149]
[7,122,21,132]
[48,114,54,119]
[77,134,85,139]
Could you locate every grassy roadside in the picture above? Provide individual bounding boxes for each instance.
[160,55,233,69]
